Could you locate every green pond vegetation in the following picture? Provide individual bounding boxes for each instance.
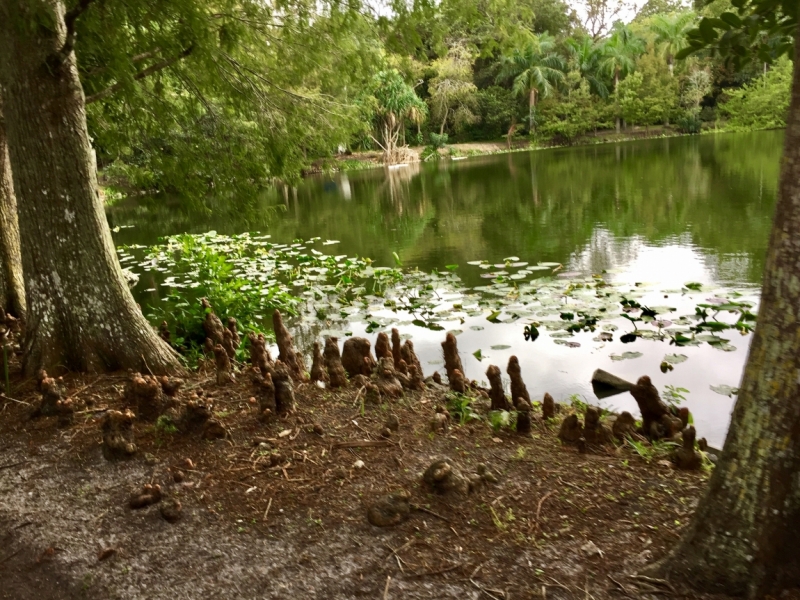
[120,231,759,388]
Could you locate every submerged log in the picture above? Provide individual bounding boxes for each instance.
[591,368,634,398]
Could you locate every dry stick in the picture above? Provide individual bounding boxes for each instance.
[0,460,26,471]
[411,504,451,523]
[263,498,273,520]
[333,440,393,449]
[0,548,21,563]
[409,562,463,578]
[607,574,629,595]
[383,576,391,600]
[469,578,504,600]
[1,394,31,406]
[385,539,415,561]
[69,376,103,399]
[629,575,675,593]
[531,490,555,538]
[545,576,571,592]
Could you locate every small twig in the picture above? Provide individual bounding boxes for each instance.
[0,548,21,563]
[1,395,31,406]
[607,574,629,595]
[385,539,415,561]
[545,576,571,592]
[411,504,451,523]
[141,355,154,377]
[383,575,391,599]
[0,460,26,471]
[69,377,103,399]
[333,440,393,449]
[409,562,463,578]
[629,575,676,593]
[531,490,555,538]
[470,578,504,600]
[263,498,272,520]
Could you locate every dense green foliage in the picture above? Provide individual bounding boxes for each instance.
[719,56,793,129]
[68,0,794,195]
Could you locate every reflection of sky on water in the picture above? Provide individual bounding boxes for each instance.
[283,230,757,450]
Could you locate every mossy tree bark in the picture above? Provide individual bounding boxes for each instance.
[0,0,182,375]
[0,96,25,319]
[646,22,800,598]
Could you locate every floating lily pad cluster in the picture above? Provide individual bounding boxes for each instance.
[118,236,760,368]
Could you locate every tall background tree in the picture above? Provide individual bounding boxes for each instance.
[600,22,645,131]
[496,33,566,132]
[650,11,695,75]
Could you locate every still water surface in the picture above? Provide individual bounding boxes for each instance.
[110,131,784,447]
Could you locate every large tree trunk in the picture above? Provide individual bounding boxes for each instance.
[0,0,183,375]
[0,97,25,319]
[645,22,800,598]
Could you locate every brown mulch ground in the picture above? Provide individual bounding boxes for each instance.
[0,357,765,600]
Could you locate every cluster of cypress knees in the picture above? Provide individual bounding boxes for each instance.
[30,299,705,476]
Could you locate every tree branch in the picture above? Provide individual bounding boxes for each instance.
[85,45,194,105]
[48,0,95,70]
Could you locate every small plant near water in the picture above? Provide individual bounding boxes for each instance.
[663,385,689,408]
[447,392,481,424]
[124,232,405,354]
[488,409,514,432]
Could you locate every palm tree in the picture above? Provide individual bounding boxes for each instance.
[566,37,609,98]
[650,12,695,76]
[496,33,566,133]
[600,23,644,132]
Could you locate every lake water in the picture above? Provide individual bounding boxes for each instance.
[110,130,784,448]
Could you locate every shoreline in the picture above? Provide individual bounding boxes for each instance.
[312,125,755,175]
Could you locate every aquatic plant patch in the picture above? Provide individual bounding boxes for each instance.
[119,234,760,372]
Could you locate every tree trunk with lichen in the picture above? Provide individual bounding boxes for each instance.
[645,23,800,598]
[0,98,25,319]
[0,0,182,375]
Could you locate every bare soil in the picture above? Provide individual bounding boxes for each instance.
[0,358,791,600]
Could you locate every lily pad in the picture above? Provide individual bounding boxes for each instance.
[710,384,739,397]
[610,351,643,361]
[553,339,580,348]
[663,353,688,365]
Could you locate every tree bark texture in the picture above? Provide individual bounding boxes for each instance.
[0,95,25,318]
[646,22,800,598]
[0,0,182,375]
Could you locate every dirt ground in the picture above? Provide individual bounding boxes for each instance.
[0,342,789,600]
